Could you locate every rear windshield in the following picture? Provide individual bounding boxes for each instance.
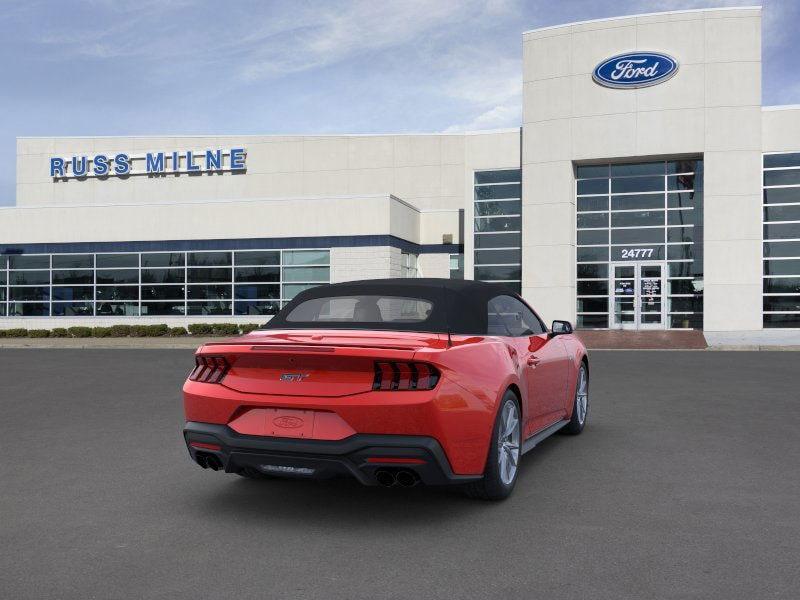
[285,295,433,324]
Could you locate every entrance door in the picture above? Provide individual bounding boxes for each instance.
[610,262,666,330]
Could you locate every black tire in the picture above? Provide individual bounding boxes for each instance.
[562,361,589,435]
[463,390,521,501]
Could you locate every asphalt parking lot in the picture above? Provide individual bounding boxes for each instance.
[1,349,798,600]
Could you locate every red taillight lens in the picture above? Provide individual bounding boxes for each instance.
[189,355,230,383]
[372,362,440,391]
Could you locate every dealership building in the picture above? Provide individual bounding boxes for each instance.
[2,6,799,339]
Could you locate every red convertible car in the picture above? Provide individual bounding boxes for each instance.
[183,279,589,499]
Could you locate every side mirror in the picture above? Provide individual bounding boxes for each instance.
[549,320,573,337]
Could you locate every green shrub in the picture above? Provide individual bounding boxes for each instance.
[0,330,5,338]
[3,328,28,338]
[188,323,214,336]
[145,324,169,337]
[91,327,112,338]
[167,326,188,337]
[211,323,239,336]
[129,325,148,338]
[108,324,132,337]
[51,328,70,338]
[28,329,51,338]
[240,323,261,334]
[68,326,92,338]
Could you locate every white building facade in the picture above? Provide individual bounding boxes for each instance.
[2,6,799,337]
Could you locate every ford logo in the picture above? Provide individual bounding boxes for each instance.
[593,52,678,89]
[273,416,304,428]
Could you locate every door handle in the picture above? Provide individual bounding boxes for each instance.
[527,354,541,367]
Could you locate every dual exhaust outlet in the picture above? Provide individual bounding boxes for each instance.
[375,468,420,488]
[195,451,223,471]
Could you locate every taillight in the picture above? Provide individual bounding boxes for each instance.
[372,362,440,391]
[189,355,230,383]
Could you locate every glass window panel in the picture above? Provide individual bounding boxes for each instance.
[669,297,703,312]
[283,283,320,300]
[668,209,696,226]
[96,254,138,268]
[667,245,693,261]
[474,216,520,233]
[9,255,48,269]
[764,205,800,223]
[577,246,609,262]
[668,227,694,243]
[611,162,664,176]
[474,200,521,216]
[96,269,138,284]
[669,280,700,295]
[283,250,330,266]
[52,254,93,269]
[764,259,800,276]
[474,249,521,265]
[576,315,608,328]
[764,314,800,328]
[52,270,93,284]
[53,286,94,301]
[577,298,608,312]
[763,241,800,258]
[611,228,664,244]
[187,284,232,300]
[0,289,5,302]
[577,212,608,228]
[9,270,49,285]
[283,266,329,282]
[234,266,280,283]
[764,170,800,187]
[474,184,521,200]
[763,278,800,294]
[577,264,608,279]
[475,265,521,281]
[0,304,5,316]
[576,165,608,178]
[141,268,185,284]
[96,302,139,316]
[474,170,520,184]
[668,262,696,277]
[611,194,664,210]
[500,281,521,294]
[8,302,49,316]
[141,253,185,267]
[0,271,5,286]
[187,267,231,283]
[10,287,49,301]
[764,223,800,240]
[187,301,232,316]
[577,281,608,295]
[141,285,185,300]
[577,179,608,195]
[52,302,94,317]
[577,230,608,245]
[141,302,185,316]
[763,296,800,312]
[577,196,608,212]
[670,314,704,329]
[667,174,696,191]
[234,251,280,266]
[235,300,280,316]
[474,233,521,249]
[667,191,702,209]
[234,284,280,300]
[187,251,231,267]
[615,265,635,278]
[763,187,800,205]
[96,286,138,301]
[667,160,701,174]
[611,176,663,194]
[611,210,664,228]
[764,153,800,168]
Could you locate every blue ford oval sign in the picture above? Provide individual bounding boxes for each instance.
[593,52,678,89]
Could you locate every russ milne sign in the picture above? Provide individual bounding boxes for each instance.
[592,51,678,89]
[49,148,246,179]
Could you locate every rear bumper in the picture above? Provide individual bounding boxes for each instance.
[184,421,482,486]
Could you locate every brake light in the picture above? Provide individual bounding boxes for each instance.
[372,362,440,391]
[189,355,230,383]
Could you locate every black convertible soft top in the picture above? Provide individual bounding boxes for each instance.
[264,278,525,335]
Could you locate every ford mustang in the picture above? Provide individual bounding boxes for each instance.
[183,279,589,499]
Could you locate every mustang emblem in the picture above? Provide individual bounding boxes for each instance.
[279,373,310,382]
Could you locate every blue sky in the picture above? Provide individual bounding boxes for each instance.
[1,0,798,206]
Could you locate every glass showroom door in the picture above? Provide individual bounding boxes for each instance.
[610,262,666,330]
